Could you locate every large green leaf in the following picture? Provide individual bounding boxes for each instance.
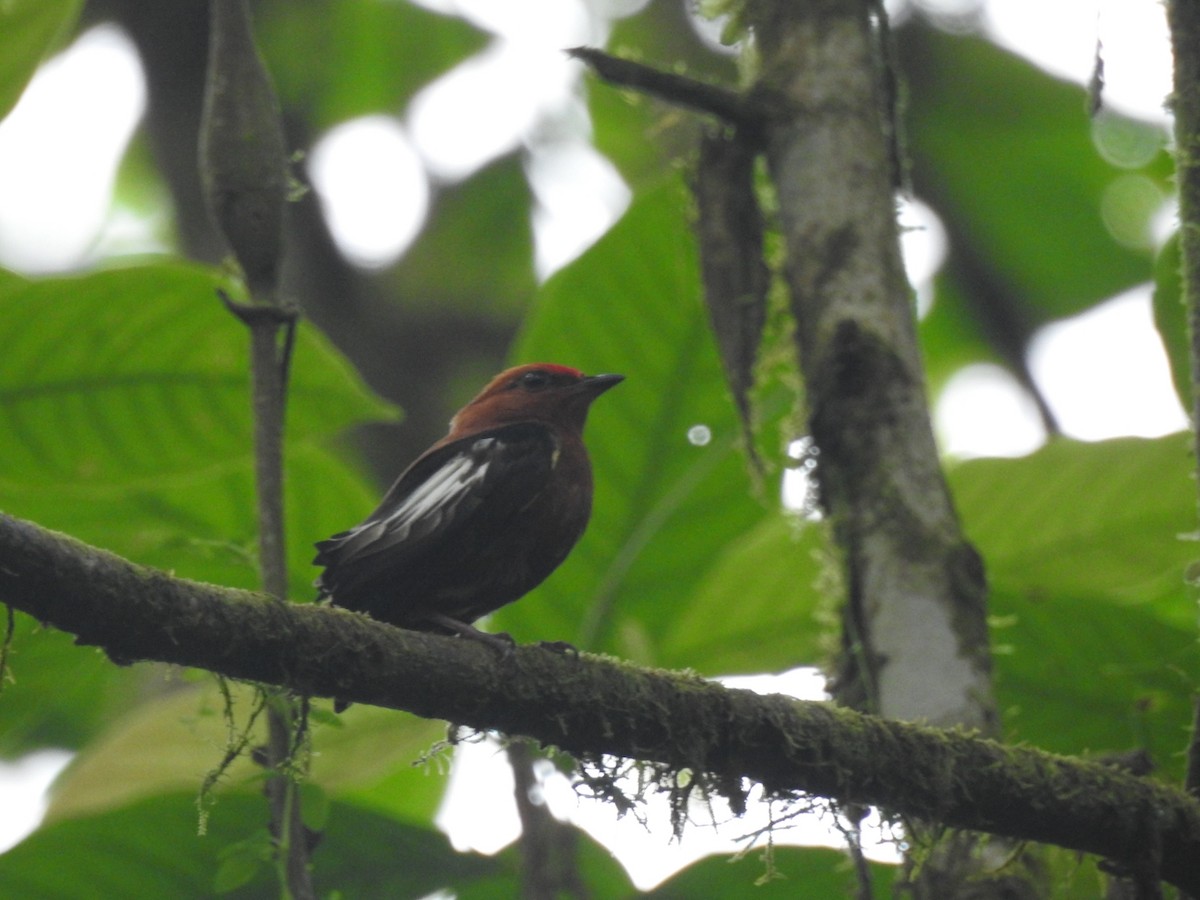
[0,792,501,899]
[0,262,394,754]
[493,178,782,669]
[456,827,637,899]
[646,845,897,898]
[0,262,392,584]
[0,447,378,755]
[950,436,1200,775]
[660,514,831,673]
[993,589,1196,767]
[0,0,82,124]
[951,437,1195,618]
[42,682,448,827]
[0,617,141,755]
[0,263,388,491]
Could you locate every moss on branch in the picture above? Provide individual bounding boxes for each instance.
[1,512,1199,893]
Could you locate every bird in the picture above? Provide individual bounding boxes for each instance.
[313,363,623,650]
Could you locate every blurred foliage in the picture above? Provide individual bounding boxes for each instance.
[0,263,390,595]
[0,0,83,122]
[0,792,505,898]
[950,437,1199,763]
[257,0,486,131]
[390,156,538,316]
[0,0,1195,896]
[903,26,1172,391]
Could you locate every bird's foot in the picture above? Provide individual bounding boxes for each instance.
[427,614,516,657]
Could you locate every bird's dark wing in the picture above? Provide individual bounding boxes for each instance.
[313,422,558,602]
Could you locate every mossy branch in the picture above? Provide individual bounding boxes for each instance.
[2,512,1199,894]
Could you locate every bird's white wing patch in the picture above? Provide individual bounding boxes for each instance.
[384,445,490,530]
[343,437,498,556]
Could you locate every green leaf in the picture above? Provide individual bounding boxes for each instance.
[909,27,1165,318]
[0,0,82,123]
[258,0,486,131]
[456,827,637,899]
[0,263,389,493]
[42,682,447,826]
[494,178,783,669]
[950,436,1200,774]
[0,262,395,753]
[313,702,449,825]
[906,25,1169,383]
[213,829,273,894]
[661,514,831,673]
[0,262,392,582]
[299,783,330,832]
[951,436,1195,617]
[993,589,1197,768]
[390,156,537,317]
[1152,232,1190,413]
[645,845,897,898]
[0,793,502,899]
[0,615,145,755]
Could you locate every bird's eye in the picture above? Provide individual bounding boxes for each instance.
[517,370,551,391]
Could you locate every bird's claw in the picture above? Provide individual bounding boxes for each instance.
[479,630,517,658]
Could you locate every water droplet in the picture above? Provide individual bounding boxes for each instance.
[783,437,823,519]
[687,424,712,446]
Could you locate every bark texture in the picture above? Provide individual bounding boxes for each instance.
[747,0,995,733]
[2,513,1199,895]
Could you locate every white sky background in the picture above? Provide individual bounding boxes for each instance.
[0,0,1185,888]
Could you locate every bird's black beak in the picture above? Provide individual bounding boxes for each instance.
[582,373,624,395]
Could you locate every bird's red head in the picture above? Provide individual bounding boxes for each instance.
[450,363,624,435]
